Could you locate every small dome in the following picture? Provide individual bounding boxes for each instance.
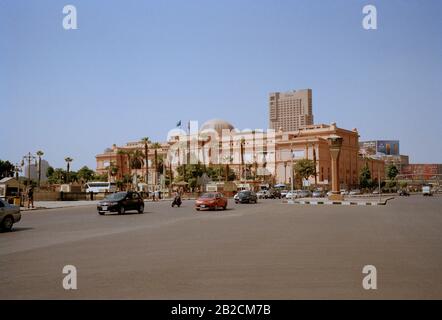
[200,119,234,136]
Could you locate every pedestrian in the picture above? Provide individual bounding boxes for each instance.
[152,189,156,202]
[27,185,34,209]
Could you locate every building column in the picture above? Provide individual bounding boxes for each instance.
[327,135,344,201]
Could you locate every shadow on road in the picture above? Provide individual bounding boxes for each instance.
[1,227,34,233]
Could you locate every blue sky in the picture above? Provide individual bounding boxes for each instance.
[1,0,441,170]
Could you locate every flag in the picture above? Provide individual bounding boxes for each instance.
[176,120,181,127]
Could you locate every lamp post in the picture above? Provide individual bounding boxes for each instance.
[290,143,294,192]
[36,150,44,188]
[64,157,73,184]
[14,163,22,204]
[22,152,36,187]
[327,135,344,201]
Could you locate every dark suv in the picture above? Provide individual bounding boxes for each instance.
[235,190,258,204]
[97,191,144,215]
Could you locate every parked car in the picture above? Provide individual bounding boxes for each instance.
[0,199,21,231]
[97,191,144,215]
[285,190,298,199]
[195,192,228,211]
[372,189,380,194]
[298,190,312,198]
[280,190,289,198]
[235,190,258,204]
[256,190,269,199]
[422,185,433,196]
[312,190,325,198]
[340,189,349,195]
[398,189,410,196]
[349,189,361,195]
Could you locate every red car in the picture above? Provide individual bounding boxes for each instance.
[195,192,228,211]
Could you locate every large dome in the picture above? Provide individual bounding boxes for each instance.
[200,119,234,136]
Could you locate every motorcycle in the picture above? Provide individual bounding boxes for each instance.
[171,195,182,207]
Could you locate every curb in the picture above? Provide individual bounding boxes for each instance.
[284,197,394,206]
[20,198,199,211]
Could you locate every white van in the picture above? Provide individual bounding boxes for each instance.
[85,182,117,193]
[422,185,433,196]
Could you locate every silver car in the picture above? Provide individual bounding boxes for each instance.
[285,190,299,199]
[312,190,325,198]
[0,199,21,232]
[280,190,289,198]
[298,190,312,198]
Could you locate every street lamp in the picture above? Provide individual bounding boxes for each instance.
[22,152,36,186]
[13,163,22,204]
[36,150,44,188]
[290,142,294,192]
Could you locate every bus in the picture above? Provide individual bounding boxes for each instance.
[85,182,117,193]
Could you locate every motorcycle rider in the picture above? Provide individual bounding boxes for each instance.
[171,191,182,207]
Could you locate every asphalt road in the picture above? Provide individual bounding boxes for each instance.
[1,196,441,299]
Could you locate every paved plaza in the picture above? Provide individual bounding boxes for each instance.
[1,195,441,299]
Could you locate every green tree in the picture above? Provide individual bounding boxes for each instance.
[46,166,55,179]
[93,172,108,182]
[176,164,204,181]
[399,181,408,189]
[141,137,151,184]
[359,163,372,189]
[47,168,66,184]
[151,142,162,185]
[207,165,235,182]
[387,164,399,180]
[0,159,14,178]
[294,159,316,183]
[77,166,95,182]
[69,171,79,183]
[106,161,119,181]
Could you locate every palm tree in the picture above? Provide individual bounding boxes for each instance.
[151,142,162,186]
[116,150,126,179]
[131,150,144,189]
[106,161,119,182]
[126,150,133,172]
[36,150,44,188]
[141,137,151,186]
[64,157,73,183]
[240,138,245,181]
[222,155,233,182]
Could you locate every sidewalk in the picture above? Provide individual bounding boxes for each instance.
[21,200,100,211]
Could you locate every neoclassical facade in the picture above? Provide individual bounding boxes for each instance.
[96,119,384,189]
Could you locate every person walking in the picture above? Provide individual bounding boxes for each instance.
[27,185,34,209]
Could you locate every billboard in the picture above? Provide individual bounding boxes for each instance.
[376,140,400,156]
[360,140,400,156]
